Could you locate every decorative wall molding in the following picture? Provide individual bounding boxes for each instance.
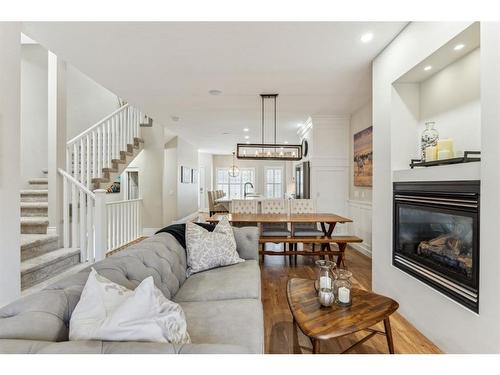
[347,199,372,257]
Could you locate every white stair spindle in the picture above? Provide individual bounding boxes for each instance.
[63,176,69,249]
[71,184,78,250]
[97,126,102,178]
[94,189,107,261]
[92,130,97,179]
[86,135,91,188]
[88,199,94,261]
[80,190,86,262]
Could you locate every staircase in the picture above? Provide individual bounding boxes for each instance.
[20,175,81,290]
[21,103,147,291]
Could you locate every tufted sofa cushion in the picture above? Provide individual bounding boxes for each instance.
[0,233,187,343]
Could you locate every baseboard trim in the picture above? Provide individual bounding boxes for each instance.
[349,242,372,258]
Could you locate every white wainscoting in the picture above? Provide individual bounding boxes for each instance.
[347,199,372,257]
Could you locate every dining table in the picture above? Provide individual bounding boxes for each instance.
[206,212,353,252]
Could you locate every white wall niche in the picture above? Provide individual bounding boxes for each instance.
[391,22,481,173]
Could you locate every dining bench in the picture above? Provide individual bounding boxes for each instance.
[258,235,363,267]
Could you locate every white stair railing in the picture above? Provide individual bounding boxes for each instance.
[59,169,144,262]
[59,168,107,262]
[66,103,143,188]
[106,198,143,251]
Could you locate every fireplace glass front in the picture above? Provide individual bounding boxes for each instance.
[393,181,479,312]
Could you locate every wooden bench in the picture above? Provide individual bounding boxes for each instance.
[259,235,363,267]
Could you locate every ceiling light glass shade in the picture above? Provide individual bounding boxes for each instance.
[228,165,240,177]
[236,143,302,161]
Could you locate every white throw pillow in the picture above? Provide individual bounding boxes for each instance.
[186,216,244,276]
[69,268,190,344]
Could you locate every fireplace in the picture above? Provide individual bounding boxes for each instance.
[393,181,480,312]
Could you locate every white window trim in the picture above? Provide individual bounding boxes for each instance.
[264,166,284,198]
[216,167,256,199]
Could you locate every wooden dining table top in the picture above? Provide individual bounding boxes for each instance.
[206,212,352,223]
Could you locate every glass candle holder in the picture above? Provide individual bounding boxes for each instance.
[315,260,336,290]
[318,288,335,307]
[334,269,353,307]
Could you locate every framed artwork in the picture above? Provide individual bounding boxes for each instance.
[191,168,198,184]
[353,126,373,187]
[181,166,191,183]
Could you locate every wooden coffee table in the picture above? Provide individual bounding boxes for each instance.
[287,278,399,354]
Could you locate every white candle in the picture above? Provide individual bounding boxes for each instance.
[437,149,452,160]
[319,276,332,289]
[338,286,350,304]
[425,146,437,161]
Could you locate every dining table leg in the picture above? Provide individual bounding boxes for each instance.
[320,222,336,255]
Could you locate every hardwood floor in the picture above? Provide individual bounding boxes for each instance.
[260,245,442,354]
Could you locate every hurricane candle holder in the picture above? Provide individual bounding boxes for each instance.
[315,260,337,307]
[334,269,353,307]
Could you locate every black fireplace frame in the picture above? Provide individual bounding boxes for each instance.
[393,180,480,312]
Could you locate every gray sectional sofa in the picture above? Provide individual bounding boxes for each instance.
[0,227,264,354]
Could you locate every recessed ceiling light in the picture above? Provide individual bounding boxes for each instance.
[454,44,465,51]
[360,32,374,43]
[244,135,250,139]
[171,116,180,122]
[243,128,249,132]
[297,123,303,128]
[424,65,432,71]
[284,141,289,144]
[208,89,222,96]
[245,141,250,144]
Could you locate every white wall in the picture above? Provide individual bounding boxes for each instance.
[20,44,48,187]
[127,124,165,230]
[347,103,372,255]
[349,102,373,202]
[66,64,119,141]
[161,136,199,224]
[212,155,292,197]
[419,48,481,155]
[301,115,350,235]
[373,22,500,353]
[0,22,22,306]
[176,137,199,220]
[198,152,213,212]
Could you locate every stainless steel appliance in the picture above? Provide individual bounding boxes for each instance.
[295,161,310,199]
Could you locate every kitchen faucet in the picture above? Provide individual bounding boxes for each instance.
[244,182,254,198]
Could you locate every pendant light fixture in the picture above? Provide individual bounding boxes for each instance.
[236,94,302,161]
[228,151,240,177]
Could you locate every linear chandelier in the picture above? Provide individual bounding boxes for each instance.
[236,94,302,161]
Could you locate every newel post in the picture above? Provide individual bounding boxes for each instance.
[94,189,107,261]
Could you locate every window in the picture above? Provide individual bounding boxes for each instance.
[216,168,255,199]
[265,167,283,198]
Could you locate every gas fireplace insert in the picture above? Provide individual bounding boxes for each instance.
[393,181,480,312]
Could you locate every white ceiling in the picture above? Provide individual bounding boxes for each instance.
[23,22,406,154]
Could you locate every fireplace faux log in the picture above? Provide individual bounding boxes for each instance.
[393,181,480,312]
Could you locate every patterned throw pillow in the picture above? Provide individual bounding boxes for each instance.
[69,268,191,344]
[186,216,244,276]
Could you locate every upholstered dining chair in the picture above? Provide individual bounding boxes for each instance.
[260,199,292,263]
[231,199,258,214]
[290,199,324,258]
[208,191,228,217]
[230,199,258,227]
[290,199,323,234]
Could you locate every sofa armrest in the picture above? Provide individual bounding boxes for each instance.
[232,227,259,260]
